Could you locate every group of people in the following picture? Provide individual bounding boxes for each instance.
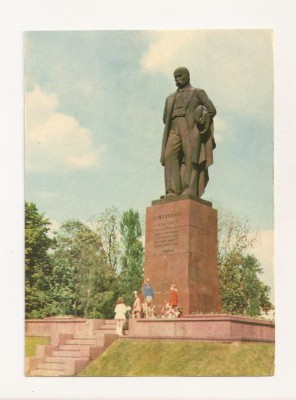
[114,278,180,335]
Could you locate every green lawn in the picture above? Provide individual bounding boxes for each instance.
[78,339,275,377]
[25,336,51,357]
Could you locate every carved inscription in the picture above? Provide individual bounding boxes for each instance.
[153,228,179,254]
[152,211,182,228]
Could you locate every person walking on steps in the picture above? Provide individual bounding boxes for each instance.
[114,297,127,336]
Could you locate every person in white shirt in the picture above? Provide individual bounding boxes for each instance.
[114,297,127,336]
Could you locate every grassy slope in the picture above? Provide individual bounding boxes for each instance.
[25,336,51,357]
[78,339,275,377]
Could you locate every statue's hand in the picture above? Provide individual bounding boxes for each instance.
[195,105,210,134]
[194,105,204,121]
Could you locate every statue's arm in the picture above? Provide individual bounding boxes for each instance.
[197,89,217,122]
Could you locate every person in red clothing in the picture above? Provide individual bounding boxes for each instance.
[169,284,178,310]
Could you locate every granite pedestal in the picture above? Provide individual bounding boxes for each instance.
[144,195,222,315]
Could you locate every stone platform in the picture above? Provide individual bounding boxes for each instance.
[125,315,275,343]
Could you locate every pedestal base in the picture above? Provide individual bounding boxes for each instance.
[127,316,275,343]
[144,196,222,315]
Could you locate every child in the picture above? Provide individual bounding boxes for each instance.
[132,291,141,319]
[169,284,178,310]
[161,301,171,318]
[143,278,154,318]
[114,297,127,335]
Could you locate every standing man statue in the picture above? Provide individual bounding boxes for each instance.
[160,67,217,198]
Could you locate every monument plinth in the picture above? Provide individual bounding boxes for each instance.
[144,195,222,315]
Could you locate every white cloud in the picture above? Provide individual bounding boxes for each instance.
[141,30,273,124]
[25,86,105,172]
[252,229,274,301]
[213,115,235,143]
[141,31,197,74]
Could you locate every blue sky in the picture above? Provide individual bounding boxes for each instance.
[25,30,274,294]
[1,0,296,398]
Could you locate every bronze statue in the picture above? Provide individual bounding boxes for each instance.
[160,67,217,198]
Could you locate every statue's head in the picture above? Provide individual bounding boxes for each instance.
[174,67,190,88]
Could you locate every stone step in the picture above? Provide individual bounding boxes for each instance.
[59,344,92,351]
[45,356,79,363]
[44,356,90,374]
[39,362,67,371]
[52,350,81,358]
[73,334,96,340]
[30,369,66,377]
[94,329,116,334]
[98,325,117,330]
[27,320,121,376]
[66,339,96,345]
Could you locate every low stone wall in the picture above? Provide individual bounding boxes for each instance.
[25,318,109,338]
[127,315,275,342]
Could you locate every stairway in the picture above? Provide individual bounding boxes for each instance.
[29,320,119,376]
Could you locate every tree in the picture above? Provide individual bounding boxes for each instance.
[241,254,272,316]
[50,219,118,318]
[90,207,120,275]
[25,202,53,318]
[50,220,86,316]
[219,252,272,316]
[218,209,258,264]
[218,209,273,316]
[118,209,144,306]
